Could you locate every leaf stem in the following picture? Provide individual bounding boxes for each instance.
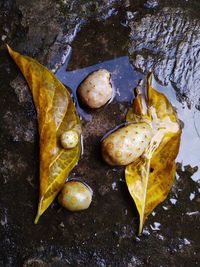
[139,157,151,235]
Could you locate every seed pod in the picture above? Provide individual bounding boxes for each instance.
[58,181,92,211]
[101,122,153,166]
[77,69,112,108]
[61,130,79,149]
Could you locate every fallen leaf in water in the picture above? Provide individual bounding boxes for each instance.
[125,74,181,235]
[7,46,81,223]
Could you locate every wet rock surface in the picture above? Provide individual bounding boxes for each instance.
[0,0,200,266]
[129,6,200,109]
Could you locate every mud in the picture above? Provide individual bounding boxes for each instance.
[0,0,200,266]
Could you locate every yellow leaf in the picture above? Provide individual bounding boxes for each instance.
[7,46,81,223]
[125,73,181,235]
[126,81,149,123]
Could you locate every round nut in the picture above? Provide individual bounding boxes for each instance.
[101,122,153,166]
[58,181,92,211]
[61,130,79,149]
[77,69,112,108]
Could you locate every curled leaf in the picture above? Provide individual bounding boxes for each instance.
[125,74,181,235]
[7,46,81,223]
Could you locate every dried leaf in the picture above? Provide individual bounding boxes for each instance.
[7,46,81,223]
[125,73,181,234]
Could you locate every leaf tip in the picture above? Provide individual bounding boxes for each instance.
[6,44,11,53]
[138,222,143,236]
[34,214,40,224]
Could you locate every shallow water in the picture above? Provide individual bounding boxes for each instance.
[56,55,200,183]
[56,56,142,120]
[152,78,200,182]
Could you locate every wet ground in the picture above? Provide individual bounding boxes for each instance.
[0,0,200,266]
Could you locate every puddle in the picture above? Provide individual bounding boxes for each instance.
[152,78,200,182]
[56,56,143,120]
[56,55,200,183]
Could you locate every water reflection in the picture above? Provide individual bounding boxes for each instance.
[152,78,200,182]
